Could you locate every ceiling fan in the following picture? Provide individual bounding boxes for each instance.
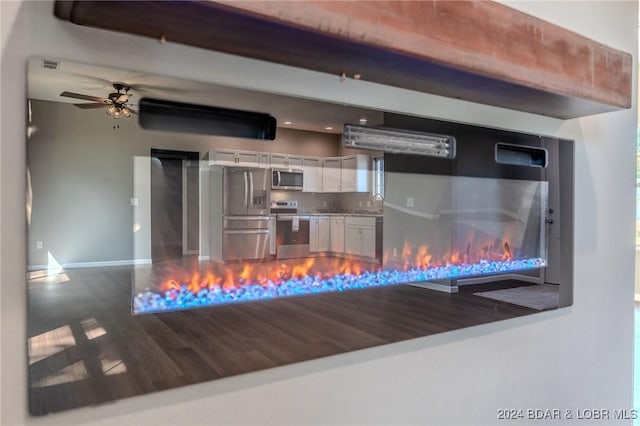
[60,83,137,128]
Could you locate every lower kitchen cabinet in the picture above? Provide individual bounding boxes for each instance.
[329,216,345,253]
[310,216,330,252]
[345,216,376,258]
[268,216,277,255]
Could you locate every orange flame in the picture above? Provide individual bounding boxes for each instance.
[159,237,518,293]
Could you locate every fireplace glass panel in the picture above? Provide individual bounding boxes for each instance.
[382,172,547,281]
[132,168,548,314]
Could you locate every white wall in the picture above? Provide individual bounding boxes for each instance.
[2,1,636,425]
[27,100,340,266]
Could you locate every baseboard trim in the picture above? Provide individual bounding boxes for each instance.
[198,255,211,261]
[28,259,152,271]
[407,281,458,293]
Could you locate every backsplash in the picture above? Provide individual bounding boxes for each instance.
[270,190,382,213]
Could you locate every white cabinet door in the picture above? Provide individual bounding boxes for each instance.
[309,217,319,252]
[269,154,287,168]
[269,216,277,255]
[236,151,261,167]
[270,154,302,169]
[323,158,342,192]
[330,216,345,253]
[209,149,237,166]
[344,225,361,255]
[361,228,376,258]
[341,154,370,192]
[344,216,376,257]
[318,217,330,252]
[258,153,270,168]
[288,156,303,169]
[302,157,322,192]
[341,156,357,193]
[210,149,264,168]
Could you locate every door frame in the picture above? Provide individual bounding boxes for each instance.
[150,149,200,256]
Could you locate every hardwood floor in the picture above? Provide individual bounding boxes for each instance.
[28,265,539,415]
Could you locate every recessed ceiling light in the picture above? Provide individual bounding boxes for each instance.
[325,126,334,130]
[359,118,367,124]
[283,121,292,125]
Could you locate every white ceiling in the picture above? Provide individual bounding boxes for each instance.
[27,57,384,134]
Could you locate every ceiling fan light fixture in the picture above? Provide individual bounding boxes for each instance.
[105,105,116,116]
[122,107,132,118]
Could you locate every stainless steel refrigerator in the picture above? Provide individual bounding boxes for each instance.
[222,167,271,261]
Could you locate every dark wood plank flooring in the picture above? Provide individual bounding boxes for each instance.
[28,266,539,415]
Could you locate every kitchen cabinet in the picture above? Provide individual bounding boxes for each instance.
[209,149,266,168]
[258,153,271,168]
[237,151,263,167]
[323,157,342,193]
[302,157,323,192]
[345,216,376,258]
[341,154,370,192]
[209,149,238,166]
[270,154,302,169]
[318,217,330,251]
[268,216,277,255]
[310,216,330,252]
[329,216,345,253]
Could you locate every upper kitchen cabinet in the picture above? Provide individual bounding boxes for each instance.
[302,157,323,193]
[270,154,302,170]
[208,149,237,166]
[209,149,268,168]
[238,151,269,168]
[341,154,370,193]
[323,157,342,193]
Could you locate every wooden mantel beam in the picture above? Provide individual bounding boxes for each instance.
[54,0,632,119]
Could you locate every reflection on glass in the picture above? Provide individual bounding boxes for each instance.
[28,325,77,365]
[27,57,566,415]
[133,171,547,314]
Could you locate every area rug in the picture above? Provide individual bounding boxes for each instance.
[474,284,559,311]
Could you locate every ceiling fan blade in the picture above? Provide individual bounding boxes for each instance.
[73,103,108,110]
[60,91,109,103]
[115,94,130,103]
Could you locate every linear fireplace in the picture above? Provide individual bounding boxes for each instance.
[132,114,570,314]
[27,57,574,415]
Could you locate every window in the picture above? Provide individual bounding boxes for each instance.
[373,156,384,199]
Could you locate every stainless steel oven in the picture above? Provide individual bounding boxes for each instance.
[272,169,304,190]
[270,200,310,259]
[276,215,310,259]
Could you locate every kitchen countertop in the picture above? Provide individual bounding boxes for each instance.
[297,212,383,217]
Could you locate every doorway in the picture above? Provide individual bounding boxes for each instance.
[150,149,200,262]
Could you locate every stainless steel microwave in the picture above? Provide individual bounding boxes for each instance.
[272,169,304,190]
